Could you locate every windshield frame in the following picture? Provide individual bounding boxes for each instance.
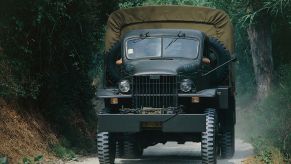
[124,35,200,60]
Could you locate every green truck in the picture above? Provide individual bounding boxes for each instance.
[97,6,236,164]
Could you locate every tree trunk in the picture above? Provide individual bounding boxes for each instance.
[247,15,273,99]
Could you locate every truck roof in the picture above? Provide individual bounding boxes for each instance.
[104,6,234,54]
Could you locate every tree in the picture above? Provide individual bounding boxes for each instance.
[244,0,291,99]
[247,0,274,99]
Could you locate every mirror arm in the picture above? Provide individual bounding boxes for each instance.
[202,57,237,76]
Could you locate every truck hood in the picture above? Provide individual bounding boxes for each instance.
[124,58,200,76]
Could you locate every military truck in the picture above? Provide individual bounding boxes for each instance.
[97,6,236,164]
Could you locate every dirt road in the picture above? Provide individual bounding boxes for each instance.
[68,138,254,164]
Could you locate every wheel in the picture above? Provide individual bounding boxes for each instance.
[97,132,116,164]
[205,37,231,84]
[123,133,143,159]
[201,108,218,164]
[220,126,235,158]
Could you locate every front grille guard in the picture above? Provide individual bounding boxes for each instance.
[132,75,178,109]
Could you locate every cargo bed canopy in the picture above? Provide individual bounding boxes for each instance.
[105,6,234,54]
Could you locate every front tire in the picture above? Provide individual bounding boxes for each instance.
[201,108,217,164]
[97,132,116,164]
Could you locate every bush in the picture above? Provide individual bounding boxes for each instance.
[1,0,95,98]
[238,65,291,162]
[51,144,76,161]
[250,137,285,163]
[21,155,44,164]
[0,156,8,164]
[0,0,109,152]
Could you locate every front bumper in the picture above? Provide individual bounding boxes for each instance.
[98,114,206,133]
[96,88,217,98]
[96,87,230,109]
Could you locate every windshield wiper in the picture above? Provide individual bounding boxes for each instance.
[165,31,185,49]
[133,32,150,43]
[149,57,173,60]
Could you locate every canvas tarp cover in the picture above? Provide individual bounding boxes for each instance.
[105,6,234,54]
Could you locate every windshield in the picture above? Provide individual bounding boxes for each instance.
[127,38,161,59]
[126,37,199,59]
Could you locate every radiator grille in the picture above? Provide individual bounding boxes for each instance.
[133,75,178,108]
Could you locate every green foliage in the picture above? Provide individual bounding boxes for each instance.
[238,0,291,26]
[251,138,287,163]
[0,156,8,164]
[51,144,76,160]
[258,68,291,153]
[263,0,291,17]
[119,0,143,8]
[21,155,43,164]
[22,157,32,164]
[0,0,118,153]
[143,0,214,6]
[252,138,273,163]
[0,0,98,99]
[238,65,291,161]
[33,155,43,163]
[119,0,215,8]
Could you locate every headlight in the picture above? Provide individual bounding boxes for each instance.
[180,79,193,92]
[118,80,130,93]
